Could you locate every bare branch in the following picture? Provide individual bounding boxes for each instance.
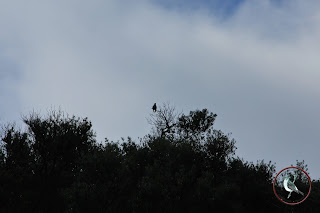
[147,102,181,139]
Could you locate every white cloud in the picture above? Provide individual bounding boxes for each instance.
[0,0,320,178]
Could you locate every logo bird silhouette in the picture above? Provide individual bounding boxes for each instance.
[283,173,304,199]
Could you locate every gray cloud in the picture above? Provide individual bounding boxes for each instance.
[0,0,319,179]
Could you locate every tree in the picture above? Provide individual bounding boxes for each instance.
[1,109,97,212]
[147,102,180,139]
[177,108,217,141]
[0,124,34,212]
[1,107,320,212]
[291,160,310,184]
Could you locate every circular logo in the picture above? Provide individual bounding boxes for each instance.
[273,167,311,205]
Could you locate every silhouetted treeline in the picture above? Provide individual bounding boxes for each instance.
[0,108,319,212]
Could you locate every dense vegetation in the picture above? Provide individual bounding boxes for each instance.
[0,106,319,212]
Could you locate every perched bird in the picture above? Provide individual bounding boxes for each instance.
[152,103,157,112]
[283,174,304,199]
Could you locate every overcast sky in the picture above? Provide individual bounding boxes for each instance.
[0,0,319,180]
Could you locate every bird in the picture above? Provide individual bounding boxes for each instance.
[283,173,304,199]
[152,103,157,112]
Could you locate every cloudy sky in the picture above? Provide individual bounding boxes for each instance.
[0,0,319,180]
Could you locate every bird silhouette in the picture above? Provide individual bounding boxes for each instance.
[283,174,304,199]
[152,103,157,112]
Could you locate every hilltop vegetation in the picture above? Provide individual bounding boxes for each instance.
[0,106,319,212]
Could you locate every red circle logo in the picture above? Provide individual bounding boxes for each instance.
[273,167,311,205]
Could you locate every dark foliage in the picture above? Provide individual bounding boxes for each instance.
[0,108,319,212]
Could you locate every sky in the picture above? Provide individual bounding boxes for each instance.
[0,0,320,180]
